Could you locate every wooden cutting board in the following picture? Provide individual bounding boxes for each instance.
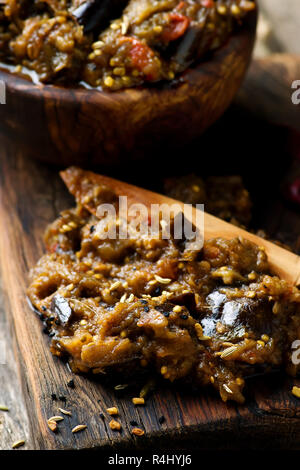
[1,133,300,451]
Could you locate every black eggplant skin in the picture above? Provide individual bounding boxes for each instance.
[170,25,205,70]
[51,294,72,326]
[201,289,275,342]
[71,0,128,33]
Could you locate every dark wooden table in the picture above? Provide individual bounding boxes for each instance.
[0,281,33,449]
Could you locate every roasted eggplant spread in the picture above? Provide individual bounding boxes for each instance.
[0,0,256,89]
[27,167,300,403]
[164,174,252,228]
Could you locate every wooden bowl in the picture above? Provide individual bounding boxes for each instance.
[0,11,257,167]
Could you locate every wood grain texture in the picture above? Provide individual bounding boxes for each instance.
[0,279,33,450]
[0,134,300,451]
[0,12,256,167]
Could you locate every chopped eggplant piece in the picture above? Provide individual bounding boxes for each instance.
[170,24,204,70]
[51,294,72,326]
[71,0,128,33]
[202,290,273,341]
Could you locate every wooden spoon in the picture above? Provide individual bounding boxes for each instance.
[61,169,300,287]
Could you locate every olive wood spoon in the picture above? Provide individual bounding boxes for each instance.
[61,169,300,287]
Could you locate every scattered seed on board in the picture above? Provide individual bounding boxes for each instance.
[114,384,128,390]
[132,427,144,436]
[292,386,300,398]
[132,397,145,405]
[106,406,118,415]
[47,420,58,432]
[48,416,64,422]
[173,305,182,313]
[58,408,72,416]
[72,424,87,433]
[12,440,25,449]
[223,384,233,394]
[139,378,155,398]
[109,419,122,431]
[0,405,9,411]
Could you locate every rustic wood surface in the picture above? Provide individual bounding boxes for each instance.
[0,137,300,451]
[0,11,256,167]
[0,280,33,450]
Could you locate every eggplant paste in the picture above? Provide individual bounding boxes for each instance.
[0,0,255,89]
[27,167,300,403]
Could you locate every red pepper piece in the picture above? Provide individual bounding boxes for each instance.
[176,1,186,10]
[120,37,159,81]
[201,0,215,7]
[161,13,190,42]
[130,41,154,69]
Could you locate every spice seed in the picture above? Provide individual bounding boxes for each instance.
[48,416,64,422]
[292,386,300,398]
[106,406,119,415]
[0,405,9,411]
[47,420,58,432]
[12,439,25,449]
[223,384,233,394]
[110,280,122,291]
[114,384,128,390]
[58,408,72,416]
[109,419,122,430]
[132,397,145,405]
[72,424,87,433]
[220,345,238,358]
[132,427,144,436]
